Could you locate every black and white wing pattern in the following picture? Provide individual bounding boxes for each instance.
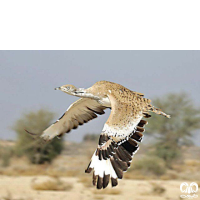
[85,94,149,189]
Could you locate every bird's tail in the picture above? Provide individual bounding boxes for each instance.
[149,106,170,118]
[85,150,118,189]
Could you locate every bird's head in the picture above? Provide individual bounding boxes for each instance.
[55,84,85,96]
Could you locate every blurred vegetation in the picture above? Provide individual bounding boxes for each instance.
[133,156,166,176]
[12,109,63,164]
[31,177,73,191]
[147,93,200,167]
[151,182,166,195]
[0,145,14,167]
[83,133,99,142]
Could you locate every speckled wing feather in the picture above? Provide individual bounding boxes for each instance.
[41,98,108,141]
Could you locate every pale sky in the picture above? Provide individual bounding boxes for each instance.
[0,51,200,144]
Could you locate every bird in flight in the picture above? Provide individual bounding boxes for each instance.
[28,81,170,189]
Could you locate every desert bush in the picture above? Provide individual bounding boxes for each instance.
[12,109,63,164]
[184,159,200,167]
[160,171,178,180]
[154,142,181,168]
[31,177,73,191]
[94,196,104,200]
[147,93,200,167]
[151,182,166,195]
[132,156,166,176]
[83,133,99,142]
[0,145,14,167]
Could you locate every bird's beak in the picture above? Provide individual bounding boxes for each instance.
[54,87,61,90]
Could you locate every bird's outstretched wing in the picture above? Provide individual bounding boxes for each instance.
[85,94,149,189]
[40,98,108,141]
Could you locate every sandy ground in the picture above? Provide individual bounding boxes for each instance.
[0,175,196,200]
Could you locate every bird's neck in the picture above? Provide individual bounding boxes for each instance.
[74,91,100,100]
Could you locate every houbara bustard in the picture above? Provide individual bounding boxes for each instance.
[26,81,170,189]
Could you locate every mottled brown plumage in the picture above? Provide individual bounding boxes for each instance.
[87,81,169,137]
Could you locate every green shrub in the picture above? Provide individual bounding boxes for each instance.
[133,156,166,176]
[13,109,63,164]
[146,93,200,168]
[154,141,181,167]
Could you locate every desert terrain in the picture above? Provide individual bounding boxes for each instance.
[0,176,189,200]
[0,140,200,200]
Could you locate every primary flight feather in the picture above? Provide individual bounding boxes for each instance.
[29,81,170,189]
